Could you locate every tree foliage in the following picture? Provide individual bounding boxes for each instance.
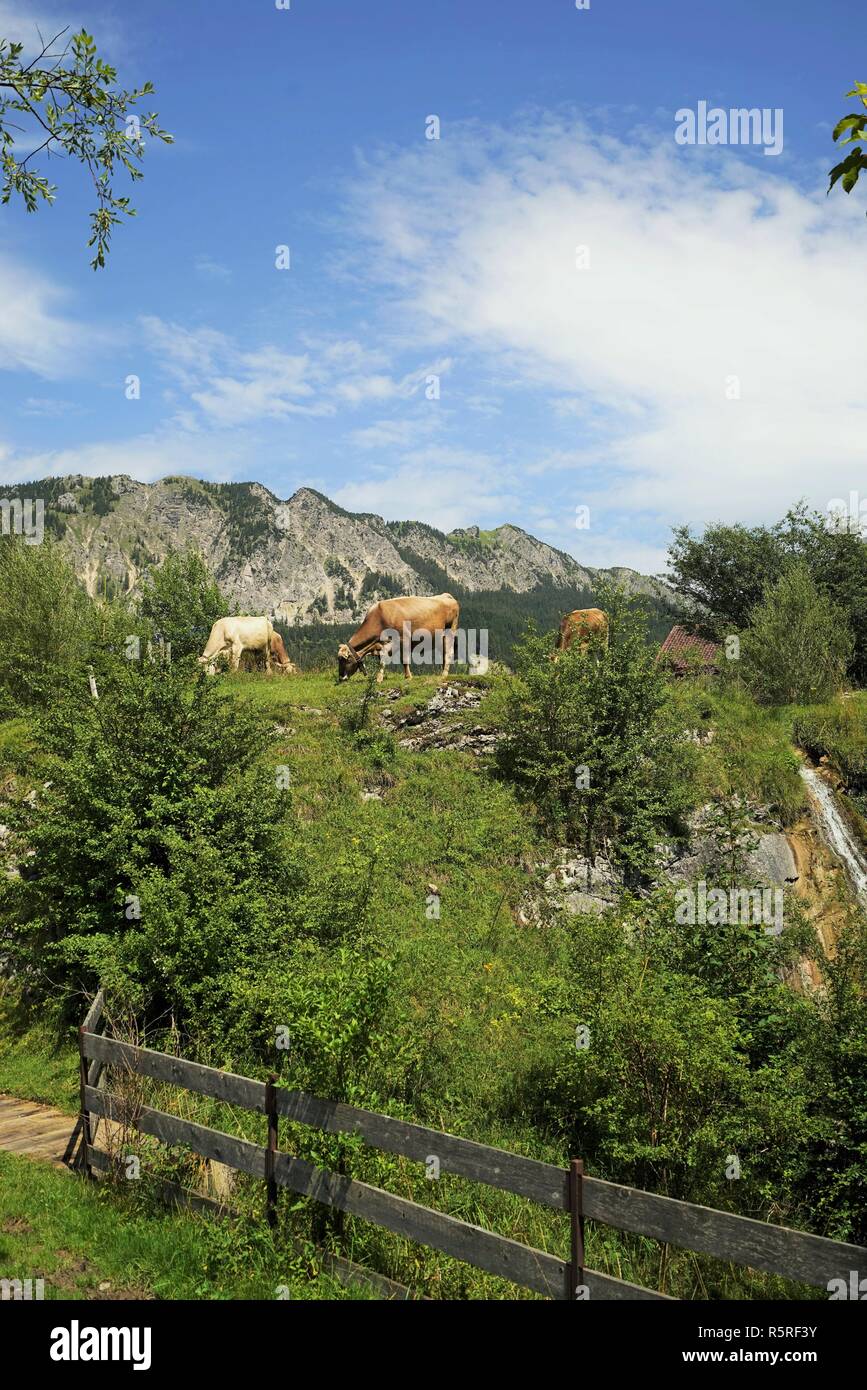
[0,536,94,710]
[0,26,172,266]
[0,657,293,1019]
[137,549,228,662]
[496,587,697,877]
[740,564,853,705]
[829,81,867,207]
[667,503,867,682]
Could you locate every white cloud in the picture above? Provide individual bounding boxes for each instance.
[0,4,56,43]
[191,350,322,426]
[194,255,232,281]
[140,317,231,390]
[333,447,521,532]
[346,115,867,532]
[19,395,84,418]
[0,250,92,377]
[0,425,250,486]
[140,317,451,428]
[348,414,441,450]
[0,5,129,60]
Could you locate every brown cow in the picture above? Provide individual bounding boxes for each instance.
[555,607,608,654]
[270,632,298,674]
[237,632,298,675]
[337,593,460,682]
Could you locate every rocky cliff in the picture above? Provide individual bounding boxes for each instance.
[24,473,671,624]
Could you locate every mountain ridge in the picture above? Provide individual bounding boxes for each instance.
[16,473,673,625]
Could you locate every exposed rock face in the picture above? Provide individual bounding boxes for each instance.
[660,802,799,888]
[544,852,622,915]
[746,834,799,886]
[23,474,672,624]
[380,682,501,755]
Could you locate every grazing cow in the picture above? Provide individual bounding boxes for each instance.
[238,632,299,675]
[337,593,460,682]
[555,607,608,654]
[270,632,298,674]
[199,616,274,674]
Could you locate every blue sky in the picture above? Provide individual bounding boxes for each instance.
[1,0,865,573]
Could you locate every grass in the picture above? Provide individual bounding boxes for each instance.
[0,985,78,1112]
[672,680,807,824]
[0,717,33,777]
[0,1152,361,1300]
[792,693,867,786]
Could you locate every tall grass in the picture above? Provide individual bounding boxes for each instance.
[0,1152,360,1300]
[792,695,867,788]
[673,683,807,824]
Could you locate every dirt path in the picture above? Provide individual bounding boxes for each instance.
[0,1093,78,1166]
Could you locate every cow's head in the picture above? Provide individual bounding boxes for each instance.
[198,647,227,676]
[337,642,363,681]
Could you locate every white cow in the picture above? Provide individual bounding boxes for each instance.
[198,616,274,674]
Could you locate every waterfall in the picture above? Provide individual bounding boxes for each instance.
[799,765,867,906]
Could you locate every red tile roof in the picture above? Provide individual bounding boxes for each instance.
[658,625,721,671]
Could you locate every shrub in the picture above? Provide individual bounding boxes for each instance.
[740,564,853,705]
[0,537,94,711]
[0,656,298,1023]
[496,588,697,877]
[514,897,825,1213]
[137,549,228,662]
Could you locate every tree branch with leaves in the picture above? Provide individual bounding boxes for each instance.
[0,26,172,266]
[829,81,867,209]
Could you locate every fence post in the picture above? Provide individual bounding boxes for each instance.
[265,1074,278,1228]
[569,1158,585,1299]
[78,1024,92,1179]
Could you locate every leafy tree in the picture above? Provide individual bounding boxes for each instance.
[0,535,94,710]
[0,656,298,1022]
[138,549,228,662]
[496,588,696,879]
[829,81,867,208]
[666,520,782,634]
[779,506,867,685]
[0,26,172,266]
[667,504,867,681]
[740,564,853,705]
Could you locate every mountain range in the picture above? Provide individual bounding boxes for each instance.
[21,473,673,628]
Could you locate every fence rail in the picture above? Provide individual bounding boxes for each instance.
[76,999,867,1301]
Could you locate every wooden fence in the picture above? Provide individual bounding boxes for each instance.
[76,991,867,1301]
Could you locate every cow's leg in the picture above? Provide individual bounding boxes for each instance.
[442,619,458,679]
[400,624,412,679]
[230,640,244,672]
[264,639,272,676]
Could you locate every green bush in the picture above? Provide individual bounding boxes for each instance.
[0,656,296,1022]
[513,895,828,1217]
[0,537,94,711]
[496,588,697,877]
[137,548,228,662]
[741,565,853,705]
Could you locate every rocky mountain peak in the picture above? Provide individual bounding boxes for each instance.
[16,472,671,624]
